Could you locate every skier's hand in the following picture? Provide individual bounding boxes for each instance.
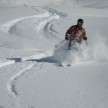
[65,34,70,41]
[83,36,87,40]
[65,36,68,41]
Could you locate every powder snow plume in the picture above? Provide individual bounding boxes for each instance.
[53,33,108,65]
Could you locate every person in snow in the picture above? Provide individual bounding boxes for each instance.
[65,19,87,50]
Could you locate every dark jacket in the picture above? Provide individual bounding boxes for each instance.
[65,25,86,41]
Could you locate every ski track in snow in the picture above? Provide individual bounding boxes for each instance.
[0,7,63,38]
[42,8,61,38]
[7,62,36,98]
[0,7,65,107]
[0,11,50,33]
[0,6,65,99]
[0,6,61,96]
[0,60,15,68]
[5,7,62,99]
[32,7,64,39]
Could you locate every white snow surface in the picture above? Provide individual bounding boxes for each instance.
[0,0,108,108]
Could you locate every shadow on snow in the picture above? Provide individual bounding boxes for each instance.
[7,56,58,64]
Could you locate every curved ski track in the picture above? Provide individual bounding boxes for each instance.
[0,6,65,108]
[7,62,36,98]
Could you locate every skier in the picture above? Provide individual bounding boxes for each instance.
[65,19,87,50]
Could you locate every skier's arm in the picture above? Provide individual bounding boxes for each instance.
[66,27,72,35]
[82,29,87,40]
[65,26,74,40]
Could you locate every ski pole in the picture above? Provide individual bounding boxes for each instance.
[86,40,88,46]
[55,39,65,48]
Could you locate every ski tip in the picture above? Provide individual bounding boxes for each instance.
[59,64,63,66]
[67,64,71,66]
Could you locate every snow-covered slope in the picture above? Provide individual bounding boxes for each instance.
[0,0,17,7]
[0,0,108,108]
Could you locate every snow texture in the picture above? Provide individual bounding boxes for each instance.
[0,0,108,108]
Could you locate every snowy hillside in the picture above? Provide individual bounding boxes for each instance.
[0,0,108,108]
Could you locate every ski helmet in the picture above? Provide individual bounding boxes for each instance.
[77,19,84,24]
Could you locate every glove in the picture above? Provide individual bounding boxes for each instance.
[65,36,68,41]
[83,37,87,40]
[65,34,70,41]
